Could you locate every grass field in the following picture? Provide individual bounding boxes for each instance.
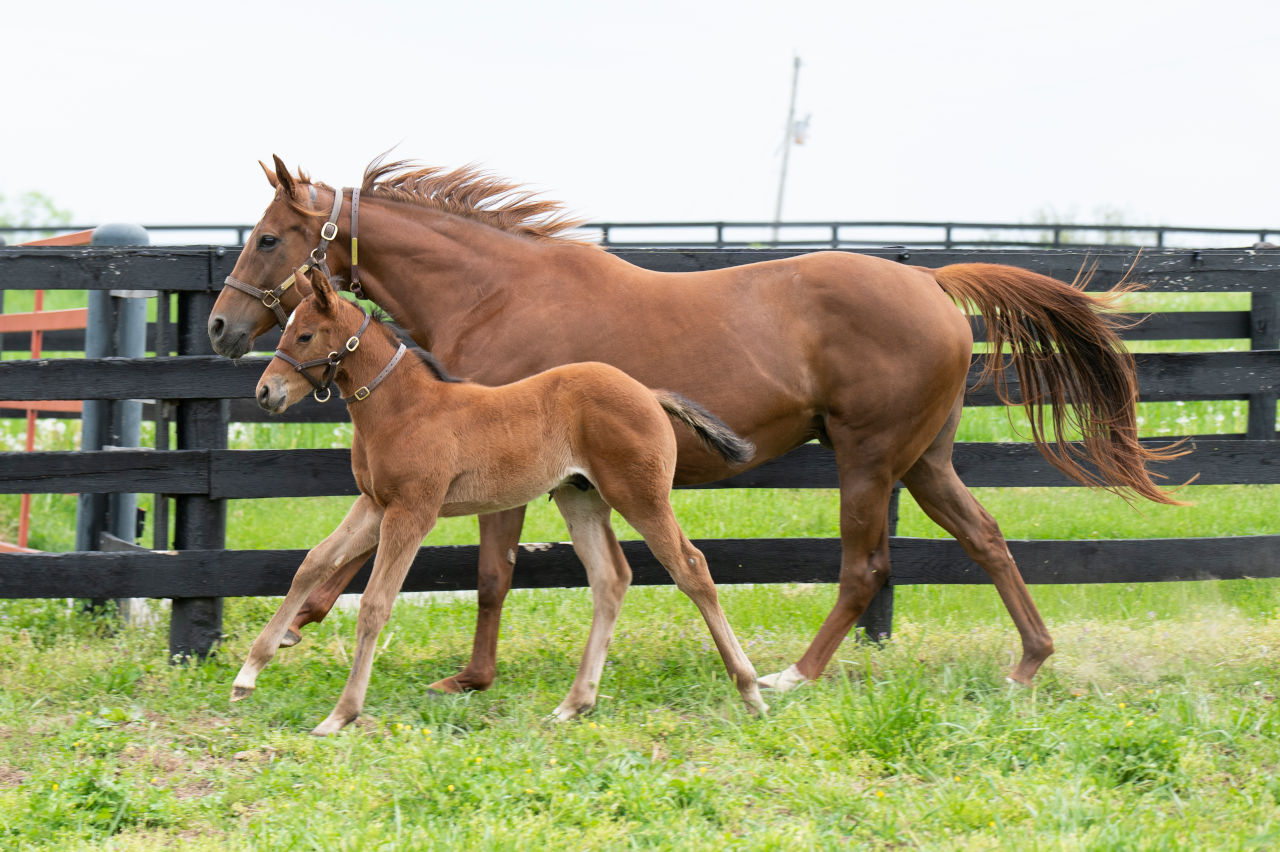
[2,289,1279,848]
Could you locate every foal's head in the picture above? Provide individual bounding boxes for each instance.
[256,266,365,414]
[209,156,329,358]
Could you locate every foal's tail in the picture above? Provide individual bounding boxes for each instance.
[655,391,756,466]
[932,262,1190,505]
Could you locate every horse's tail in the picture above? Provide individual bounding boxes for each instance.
[655,391,756,466]
[932,262,1191,505]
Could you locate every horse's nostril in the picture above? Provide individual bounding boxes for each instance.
[209,316,225,340]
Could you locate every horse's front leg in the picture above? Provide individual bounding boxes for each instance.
[428,505,527,693]
[312,505,436,736]
[232,496,382,701]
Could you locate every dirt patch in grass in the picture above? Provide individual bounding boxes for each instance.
[0,762,29,788]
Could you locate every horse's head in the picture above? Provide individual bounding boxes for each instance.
[209,156,331,359]
[256,266,363,414]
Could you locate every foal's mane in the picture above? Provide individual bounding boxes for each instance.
[358,154,594,245]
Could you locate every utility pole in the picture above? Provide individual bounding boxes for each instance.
[772,56,802,243]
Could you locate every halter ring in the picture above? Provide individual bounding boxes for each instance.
[313,387,331,404]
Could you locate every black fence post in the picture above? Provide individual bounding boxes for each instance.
[170,288,228,661]
[1248,292,1279,439]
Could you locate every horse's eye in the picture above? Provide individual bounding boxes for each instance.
[296,333,313,344]
[258,234,279,250]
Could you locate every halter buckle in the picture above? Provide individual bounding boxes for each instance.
[262,293,280,310]
[344,335,361,353]
[352,386,371,401]
[321,222,339,242]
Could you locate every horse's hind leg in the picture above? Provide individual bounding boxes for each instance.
[547,487,632,721]
[427,506,527,694]
[610,493,766,714]
[900,401,1053,684]
[232,495,382,701]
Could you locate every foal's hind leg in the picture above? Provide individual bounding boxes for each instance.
[547,487,632,721]
[232,496,383,701]
[427,506,526,694]
[900,401,1053,684]
[605,487,766,714]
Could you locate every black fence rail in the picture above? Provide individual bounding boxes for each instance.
[2,246,1279,659]
[5,221,1278,250]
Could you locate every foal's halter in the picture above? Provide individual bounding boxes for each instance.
[225,185,365,329]
[271,302,406,404]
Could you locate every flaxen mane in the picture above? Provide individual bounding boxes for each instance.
[359,156,593,244]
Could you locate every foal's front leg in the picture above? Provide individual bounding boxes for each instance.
[232,496,383,701]
[312,505,437,736]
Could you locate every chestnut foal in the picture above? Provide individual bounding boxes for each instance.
[232,268,766,734]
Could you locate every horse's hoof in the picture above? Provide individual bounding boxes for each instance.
[230,684,254,702]
[758,664,809,693]
[426,677,465,695]
[279,629,302,648]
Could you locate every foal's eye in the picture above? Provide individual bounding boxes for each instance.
[297,333,313,343]
[258,234,279,250]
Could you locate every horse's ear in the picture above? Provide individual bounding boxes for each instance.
[272,154,296,199]
[260,160,280,189]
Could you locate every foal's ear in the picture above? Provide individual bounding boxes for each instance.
[272,154,296,199]
[308,265,335,312]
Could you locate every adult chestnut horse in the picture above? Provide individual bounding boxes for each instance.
[209,155,1185,695]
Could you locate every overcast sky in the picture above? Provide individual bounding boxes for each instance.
[4,0,1277,238]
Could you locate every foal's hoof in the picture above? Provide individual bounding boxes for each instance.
[311,713,354,737]
[279,629,302,648]
[758,664,810,693]
[230,684,254,702]
[742,686,770,716]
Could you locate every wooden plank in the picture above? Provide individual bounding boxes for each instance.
[0,450,208,493]
[0,249,222,292]
[0,437,1238,500]
[5,247,1280,293]
[1,535,1277,599]
[17,230,95,247]
[4,350,1279,404]
[0,308,88,334]
[962,351,1280,406]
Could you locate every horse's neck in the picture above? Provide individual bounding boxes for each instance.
[324,195,555,346]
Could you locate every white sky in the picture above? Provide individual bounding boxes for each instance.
[4,0,1277,234]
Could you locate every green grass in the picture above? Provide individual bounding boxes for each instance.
[1,584,1278,849]
[3,289,1280,847]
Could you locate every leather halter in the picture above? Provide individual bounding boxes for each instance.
[271,302,405,404]
[225,185,363,329]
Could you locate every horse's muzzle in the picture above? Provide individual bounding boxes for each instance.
[208,314,252,359]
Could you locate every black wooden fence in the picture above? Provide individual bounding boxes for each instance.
[2,246,1279,659]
